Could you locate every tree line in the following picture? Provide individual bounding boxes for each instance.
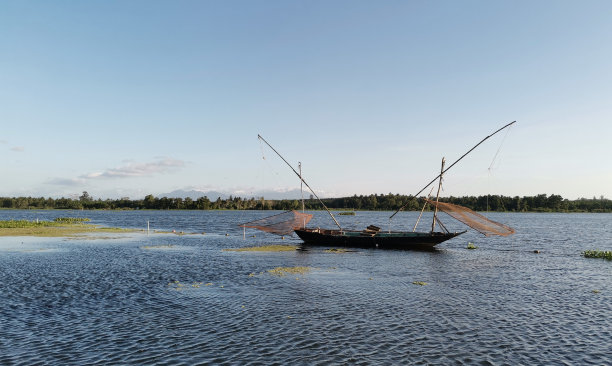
[1,192,611,212]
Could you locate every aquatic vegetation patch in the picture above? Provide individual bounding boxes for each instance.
[168,280,184,290]
[0,219,67,229]
[337,211,356,216]
[54,217,91,223]
[412,281,428,286]
[267,266,315,277]
[0,226,133,237]
[582,250,612,260]
[167,280,207,290]
[0,219,134,237]
[467,242,478,250]
[223,245,298,252]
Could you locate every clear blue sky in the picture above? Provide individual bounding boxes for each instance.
[1,1,610,200]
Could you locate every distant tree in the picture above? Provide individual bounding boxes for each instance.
[144,194,156,209]
[79,191,92,201]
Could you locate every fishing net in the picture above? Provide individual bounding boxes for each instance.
[426,200,515,237]
[239,210,313,236]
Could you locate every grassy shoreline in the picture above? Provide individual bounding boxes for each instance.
[0,219,134,237]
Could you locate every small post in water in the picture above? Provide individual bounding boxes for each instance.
[147,221,150,235]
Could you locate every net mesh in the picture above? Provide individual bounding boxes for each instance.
[239,210,313,236]
[426,199,515,237]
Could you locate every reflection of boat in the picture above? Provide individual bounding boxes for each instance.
[243,122,516,249]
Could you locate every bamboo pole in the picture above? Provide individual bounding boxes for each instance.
[390,120,516,220]
[257,135,342,231]
[299,162,306,228]
[299,162,305,213]
[431,157,445,233]
[413,186,435,232]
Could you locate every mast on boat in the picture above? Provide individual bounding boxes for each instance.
[258,135,342,231]
[431,157,445,233]
[299,161,306,229]
[299,162,305,213]
[390,120,516,220]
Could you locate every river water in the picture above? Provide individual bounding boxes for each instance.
[0,210,610,365]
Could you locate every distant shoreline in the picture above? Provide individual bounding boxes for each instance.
[1,193,610,213]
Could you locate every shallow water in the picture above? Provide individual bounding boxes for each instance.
[0,210,610,365]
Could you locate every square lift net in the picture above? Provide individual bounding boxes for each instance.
[426,199,515,237]
[239,210,313,236]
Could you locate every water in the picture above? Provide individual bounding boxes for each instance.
[0,210,610,365]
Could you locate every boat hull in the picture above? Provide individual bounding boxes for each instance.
[294,228,465,250]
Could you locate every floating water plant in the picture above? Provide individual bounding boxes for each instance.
[223,245,298,252]
[338,211,356,216]
[412,281,428,286]
[167,280,184,290]
[467,242,478,250]
[168,281,207,289]
[582,250,612,260]
[267,266,314,277]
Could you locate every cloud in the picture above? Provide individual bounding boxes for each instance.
[46,178,87,186]
[83,158,186,179]
[0,140,7,144]
[10,146,25,152]
[45,157,186,187]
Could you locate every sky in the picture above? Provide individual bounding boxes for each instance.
[1,0,611,200]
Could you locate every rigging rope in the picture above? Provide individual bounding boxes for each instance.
[487,123,513,212]
[488,122,513,172]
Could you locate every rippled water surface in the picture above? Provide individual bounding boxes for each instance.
[0,210,610,365]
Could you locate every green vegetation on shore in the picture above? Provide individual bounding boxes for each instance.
[1,193,611,213]
[0,219,133,237]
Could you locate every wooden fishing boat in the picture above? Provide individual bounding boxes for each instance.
[294,227,466,249]
[242,122,516,249]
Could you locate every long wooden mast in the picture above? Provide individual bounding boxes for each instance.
[390,120,516,220]
[431,157,445,233]
[258,135,342,231]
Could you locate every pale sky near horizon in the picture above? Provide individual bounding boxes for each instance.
[1,1,611,200]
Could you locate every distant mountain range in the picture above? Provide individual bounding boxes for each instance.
[159,188,316,200]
